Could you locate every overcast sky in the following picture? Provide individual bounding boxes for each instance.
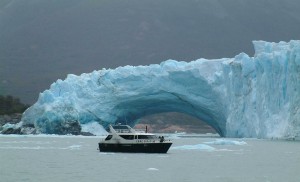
[1,0,300,104]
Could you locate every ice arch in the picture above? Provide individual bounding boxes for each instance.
[22,60,227,136]
[21,40,300,138]
[110,67,227,136]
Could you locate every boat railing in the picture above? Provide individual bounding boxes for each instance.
[134,129,146,133]
[135,139,172,143]
[113,129,147,133]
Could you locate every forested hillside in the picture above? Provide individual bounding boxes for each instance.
[0,95,29,115]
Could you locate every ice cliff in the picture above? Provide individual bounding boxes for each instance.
[20,40,300,138]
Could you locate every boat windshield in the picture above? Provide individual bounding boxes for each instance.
[105,135,113,141]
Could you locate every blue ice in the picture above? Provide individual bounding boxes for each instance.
[18,40,300,139]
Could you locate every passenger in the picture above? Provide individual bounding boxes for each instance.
[160,136,164,142]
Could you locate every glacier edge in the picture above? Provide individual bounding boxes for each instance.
[20,40,300,138]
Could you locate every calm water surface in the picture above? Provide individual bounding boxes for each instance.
[0,135,299,182]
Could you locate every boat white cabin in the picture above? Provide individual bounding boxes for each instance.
[98,124,172,153]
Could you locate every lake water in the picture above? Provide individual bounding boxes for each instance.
[0,135,299,182]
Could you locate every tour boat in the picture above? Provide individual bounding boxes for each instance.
[98,124,172,153]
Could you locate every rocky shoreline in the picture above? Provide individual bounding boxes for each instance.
[0,113,22,126]
[0,113,36,134]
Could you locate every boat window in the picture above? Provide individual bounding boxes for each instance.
[105,135,113,141]
[120,135,134,140]
[137,135,156,139]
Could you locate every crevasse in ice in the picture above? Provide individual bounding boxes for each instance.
[21,40,300,138]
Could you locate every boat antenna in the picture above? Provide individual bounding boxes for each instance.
[125,116,128,125]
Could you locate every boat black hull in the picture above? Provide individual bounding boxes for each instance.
[98,142,172,153]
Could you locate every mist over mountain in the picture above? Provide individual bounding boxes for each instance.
[1,0,300,104]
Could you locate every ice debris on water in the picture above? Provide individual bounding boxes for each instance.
[81,122,108,136]
[204,139,247,145]
[64,145,81,150]
[147,168,159,171]
[171,144,215,151]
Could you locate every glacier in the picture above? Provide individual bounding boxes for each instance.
[19,40,300,138]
